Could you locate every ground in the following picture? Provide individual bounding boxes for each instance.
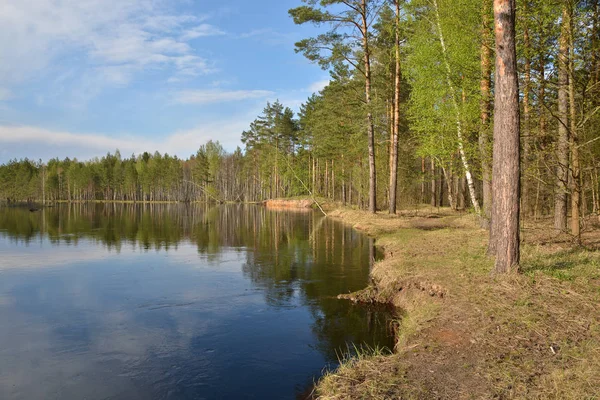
[315,206,600,400]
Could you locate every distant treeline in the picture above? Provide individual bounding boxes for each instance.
[0,141,244,203]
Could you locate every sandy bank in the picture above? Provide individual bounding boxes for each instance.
[263,198,314,209]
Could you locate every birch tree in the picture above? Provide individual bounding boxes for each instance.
[406,0,482,212]
[430,0,481,216]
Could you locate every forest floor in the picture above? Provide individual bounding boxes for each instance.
[315,205,600,400]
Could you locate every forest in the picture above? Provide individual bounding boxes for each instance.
[1,0,599,240]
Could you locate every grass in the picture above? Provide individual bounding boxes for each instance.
[318,345,417,400]
[316,207,600,399]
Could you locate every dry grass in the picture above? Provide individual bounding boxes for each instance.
[318,350,421,400]
[317,207,600,399]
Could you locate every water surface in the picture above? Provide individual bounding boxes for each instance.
[0,204,394,399]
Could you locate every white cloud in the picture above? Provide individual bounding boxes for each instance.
[0,244,113,271]
[307,79,330,93]
[181,24,225,40]
[174,89,275,105]
[0,0,219,92]
[143,14,201,31]
[0,125,140,154]
[239,29,274,39]
[210,79,236,87]
[0,120,249,161]
[161,121,249,153]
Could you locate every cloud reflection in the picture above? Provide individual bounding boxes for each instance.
[0,204,393,399]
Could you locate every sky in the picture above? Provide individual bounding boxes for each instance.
[0,0,329,163]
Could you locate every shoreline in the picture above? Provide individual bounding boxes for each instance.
[316,207,600,399]
[0,200,264,206]
[0,197,319,209]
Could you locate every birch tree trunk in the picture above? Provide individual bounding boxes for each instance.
[490,0,520,273]
[432,0,481,216]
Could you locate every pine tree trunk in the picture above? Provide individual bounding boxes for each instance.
[42,166,46,205]
[325,160,329,198]
[362,0,377,213]
[430,159,436,207]
[534,55,547,222]
[342,157,346,205]
[480,0,493,228]
[555,4,570,232]
[593,0,599,90]
[421,157,426,204]
[568,5,580,241]
[331,160,335,201]
[312,156,316,195]
[459,175,466,210]
[349,171,353,205]
[388,0,401,215]
[490,0,520,273]
[441,166,456,210]
[592,1,599,222]
[522,4,532,218]
[438,163,443,207]
[592,171,597,215]
[593,167,600,219]
[275,142,279,198]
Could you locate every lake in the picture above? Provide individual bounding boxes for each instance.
[0,204,394,400]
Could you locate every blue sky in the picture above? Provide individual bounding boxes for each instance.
[0,0,329,163]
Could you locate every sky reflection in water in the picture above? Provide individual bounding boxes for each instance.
[0,204,394,400]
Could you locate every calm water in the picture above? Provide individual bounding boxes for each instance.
[0,204,394,400]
